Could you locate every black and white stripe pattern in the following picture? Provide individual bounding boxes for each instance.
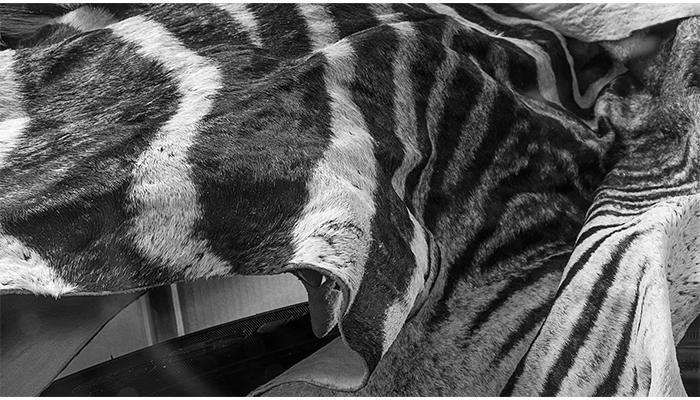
[5,3,690,396]
[503,17,700,397]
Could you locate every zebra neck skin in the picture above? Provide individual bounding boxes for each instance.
[504,17,700,397]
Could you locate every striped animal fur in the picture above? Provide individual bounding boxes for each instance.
[503,17,700,397]
[3,3,692,396]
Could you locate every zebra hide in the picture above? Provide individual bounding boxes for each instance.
[0,3,697,397]
[504,16,700,396]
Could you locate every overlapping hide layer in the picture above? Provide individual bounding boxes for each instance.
[512,3,700,42]
[505,17,700,396]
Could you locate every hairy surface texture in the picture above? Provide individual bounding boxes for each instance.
[504,17,700,397]
[0,3,696,397]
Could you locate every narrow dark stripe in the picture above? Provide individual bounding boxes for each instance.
[426,91,533,329]
[451,89,521,204]
[403,19,447,201]
[587,185,695,217]
[592,197,652,211]
[473,194,581,275]
[464,253,565,344]
[623,185,696,202]
[426,223,498,329]
[609,168,690,194]
[540,231,642,396]
[574,222,625,248]
[612,142,689,180]
[248,4,312,60]
[494,299,554,367]
[593,262,646,396]
[423,59,485,223]
[556,225,628,296]
[606,149,690,191]
[585,207,640,222]
[599,175,692,195]
[501,348,527,396]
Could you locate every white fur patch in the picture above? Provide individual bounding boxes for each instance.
[0,51,29,167]
[216,3,264,47]
[0,117,29,167]
[297,4,339,52]
[660,197,700,342]
[0,230,77,296]
[109,16,230,279]
[288,38,377,318]
[56,6,117,32]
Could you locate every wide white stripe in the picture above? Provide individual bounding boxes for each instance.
[217,3,264,47]
[663,197,700,341]
[427,3,562,107]
[56,6,117,32]
[389,22,420,201]
[0,230,77,296]
[110,16,229,279]
[0,117,29,167]
[0,51,28,167]
[297,4,339,52]
[289,38,376,314]
[629,199,700,396]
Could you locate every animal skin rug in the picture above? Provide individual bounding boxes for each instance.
[0,3,699,397]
